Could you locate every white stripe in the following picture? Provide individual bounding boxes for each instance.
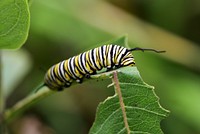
[103,45,107,66]
[93,47,101,69]
[117,47,126,64]
[77,55,86,74]
[71,57,77,77]
[112,45,117,65]
[115,46,120,62]
[89,49,96,69]
[107,45,112,67]
[50,66,56,81]
[82,52,90,72]
[60,61,69,81]
[67,58,76,79]
[98,46,104,66]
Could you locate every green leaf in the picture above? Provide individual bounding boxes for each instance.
[89,67,169,134]
[2,49,32,98]
[0,0,30,49]
[102,34,128,46]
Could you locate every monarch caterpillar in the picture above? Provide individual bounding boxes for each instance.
[43,45,165,91]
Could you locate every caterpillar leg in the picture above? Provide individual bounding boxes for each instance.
[57,87,64,91]
[76,78,83,83]
[64,82,71,88]
[85,74,91,78]
[85,71,97,78]
[106,67,113,72]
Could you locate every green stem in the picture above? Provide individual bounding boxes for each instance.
[3,69,119,123]
[4,87,54,123]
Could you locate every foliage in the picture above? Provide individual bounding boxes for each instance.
[90,67,169,134]
[0,0,30,49]
[2,35,169,134]
[1,0,200,133]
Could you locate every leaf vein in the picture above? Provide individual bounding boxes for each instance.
[0,0,21,37]
[95,108,121,134]
[125,106,167,117]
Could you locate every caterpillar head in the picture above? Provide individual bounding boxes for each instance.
[120,52,135,67]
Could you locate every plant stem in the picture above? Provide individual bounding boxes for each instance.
[2,69,119,123]
[113,71,130,134]
[4,87,54,123]
[2,71,112,123]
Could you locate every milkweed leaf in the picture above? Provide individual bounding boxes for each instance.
[89,67,169,134]
[0,0,30,49]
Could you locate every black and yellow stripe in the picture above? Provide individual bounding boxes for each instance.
[44,45,136,90]
[43,45,166,91]
[33,44,165,93]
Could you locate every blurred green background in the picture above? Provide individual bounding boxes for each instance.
[3,0,200,133]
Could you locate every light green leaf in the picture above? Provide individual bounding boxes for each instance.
[89,67,169,134]
[0,0,30,49]
[101,34,128,46]
[2,49,32,98]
